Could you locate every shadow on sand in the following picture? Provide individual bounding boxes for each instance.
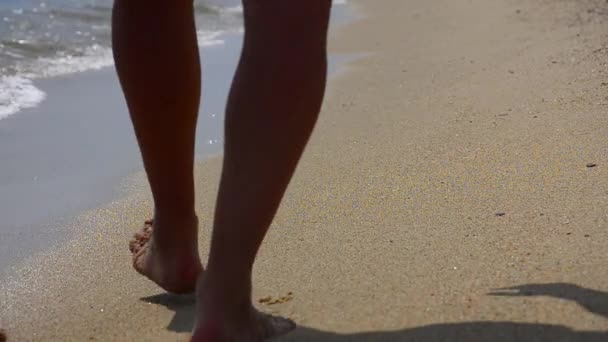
[141,283,608,341]
[141,293,196,333]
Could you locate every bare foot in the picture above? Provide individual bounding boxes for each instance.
[191,274,296,341]
[129,218,202,294]
[192,310,295,342]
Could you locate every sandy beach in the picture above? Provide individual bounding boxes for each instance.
[1,0,608,340]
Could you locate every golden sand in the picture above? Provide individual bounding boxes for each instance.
[1,0,607,340]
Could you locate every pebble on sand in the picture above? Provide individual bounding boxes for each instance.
[495,212,506,217]
[586,163,597,168]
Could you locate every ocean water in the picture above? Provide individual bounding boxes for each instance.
[0,0,244,119]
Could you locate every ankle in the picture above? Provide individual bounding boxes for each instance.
[153,209,197,225]
[199,268,253,307]
[151,213,199,246]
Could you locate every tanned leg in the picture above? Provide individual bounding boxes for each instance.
[112,0,202,294]
[193,0,332,340]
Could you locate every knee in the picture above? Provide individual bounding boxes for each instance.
[243,0,332,45]
[243,0,332,26]
[244,0,331,11]
[114,0,193,10]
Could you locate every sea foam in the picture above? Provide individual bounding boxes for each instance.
[0,76,46,120]
[0,30,226,120]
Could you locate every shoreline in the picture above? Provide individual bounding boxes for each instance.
[0,2,356,274]
[2,0,608,340]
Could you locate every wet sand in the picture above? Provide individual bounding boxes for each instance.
[1,0,608,340]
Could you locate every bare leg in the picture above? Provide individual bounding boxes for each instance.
[193,0,331,340]
[112,0,202,294]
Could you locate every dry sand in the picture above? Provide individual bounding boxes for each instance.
[2,0,608,340]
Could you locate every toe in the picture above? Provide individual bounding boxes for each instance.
[128,238,139,254]
[137,223,153,241]
[132,244,149,273]
[129,233,146,254]
[129,220,154,253]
